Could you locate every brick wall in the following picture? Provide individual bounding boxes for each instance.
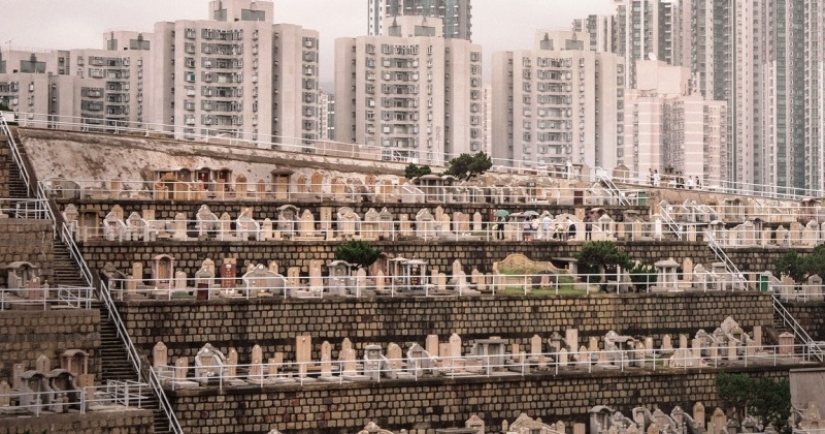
[118,293,773,366]
[0,219,55,288]
[0,310,101,381]
[82,241,714,281]
[0,409,154,434]
[0,145,11,198]
[167,368,788,434]
[785,302,825,341]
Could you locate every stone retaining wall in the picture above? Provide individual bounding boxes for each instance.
[785,302,825,341]
[118,293,773,366]
[0,408,154,434]
[167,368,788,434]
[0,145,11,198]
[0,310,101,381]
[0,219,54,288]
[83,240,712,280]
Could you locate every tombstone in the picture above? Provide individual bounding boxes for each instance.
[337,207,360,240]
[778,332,795,355]
[296,335,312,376]
[220,258,237,294]
[647,424,660,434]
[473,212,483,232]
[247,345,264,381]
[558,348,569,368]
[727,340,737,361]
[415,208,436,240]
[340,339,359,377]
[175,357,189,381]
[679,334,689,349]
[261,218,274,240]
[790,221,804,245]
[153,342,169,368]
[13,364,24,390]
[320,341,333,378]
[709,408,727,434]
[309,260,324,294]
[682,258,694,284]
[693,403,706,430]
[448,333,462,367]
[362,208,380,240]
[530,335,542,362]
[172,213,188,240]
[426,334,440,357]
[588,336,599,352]
[662,335,673,353]
[298,209,317,238]
[565,329,578,350]
[226,348,239,378]
[0,381,10,406]
[752,326,762,347]
[36,354,50,373]
[218,212,233,241]
[386,343,403,372]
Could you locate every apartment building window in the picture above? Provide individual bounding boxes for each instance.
[303,37,316,48]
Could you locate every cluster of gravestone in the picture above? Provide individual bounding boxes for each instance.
[0,351,96,417]
[151,316,798,391]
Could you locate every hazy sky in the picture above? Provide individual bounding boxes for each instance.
[0,0,613,89]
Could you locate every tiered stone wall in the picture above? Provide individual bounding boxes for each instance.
[84,240,712,279]
[0,219,54,288]
[0,408,154,434]
[0,310,101,381]
[785,302,825,342]
[0,143,11,198]
[167,369,788,434]
[118,293,773,366]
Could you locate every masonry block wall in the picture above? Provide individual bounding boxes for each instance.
[0,144,11,198]
[82,241,714,280]
[118,293,773,367]
[0,219,54,288]
[167,369,788,434]
[785,302,825,341]
[0,409,154,434]
[0,310,101,382]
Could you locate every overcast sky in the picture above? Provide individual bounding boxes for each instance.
[0,0,613,89]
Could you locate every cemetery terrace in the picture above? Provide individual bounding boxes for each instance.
[3,125,825,434]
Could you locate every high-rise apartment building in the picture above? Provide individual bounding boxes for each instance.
[491,31,625,171]
[367,0,472,41]
[622,60,726,184]
[2,0,320,149]
[318,90,335,140]
[335,16,482,165]
[152,0,319,147]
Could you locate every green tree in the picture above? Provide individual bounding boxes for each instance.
[717,373,756,422]
[404,163,432,180]
[773,250,808,283]
[334,240,382,271]
[444,152,492,182]
[574,241,631,284]
[751,377,792,434]
[716,373,791,434]
[627,261,657,292]
[804,244,825,282]
[774,244,825,284]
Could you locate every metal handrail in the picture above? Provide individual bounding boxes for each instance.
[595,167,632,207]
[772,294,824,362]
[659,203,683,241]
[0,113,184,434]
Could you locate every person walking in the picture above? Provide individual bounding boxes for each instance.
[541,214,551,240]
[522,219,532,241]
[653,169,661,187]
[496,217,505,240]
[566,217,577,242]
[584,214,593,241]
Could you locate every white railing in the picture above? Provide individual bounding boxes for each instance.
[41,179,626,207]
[772,295,824,362]
[0,285,95,311]
[0,381,150,417]
[659,204,683,241]
[595,167,632,207]
[0,197,51,219]
[69,217,689,245]
[107,270,766,301]
[153,342,819,392]
[0,112,184,433]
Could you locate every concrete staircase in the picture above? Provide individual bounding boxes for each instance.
[1,125,175,434]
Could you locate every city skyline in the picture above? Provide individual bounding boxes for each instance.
[0,0,614,88]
